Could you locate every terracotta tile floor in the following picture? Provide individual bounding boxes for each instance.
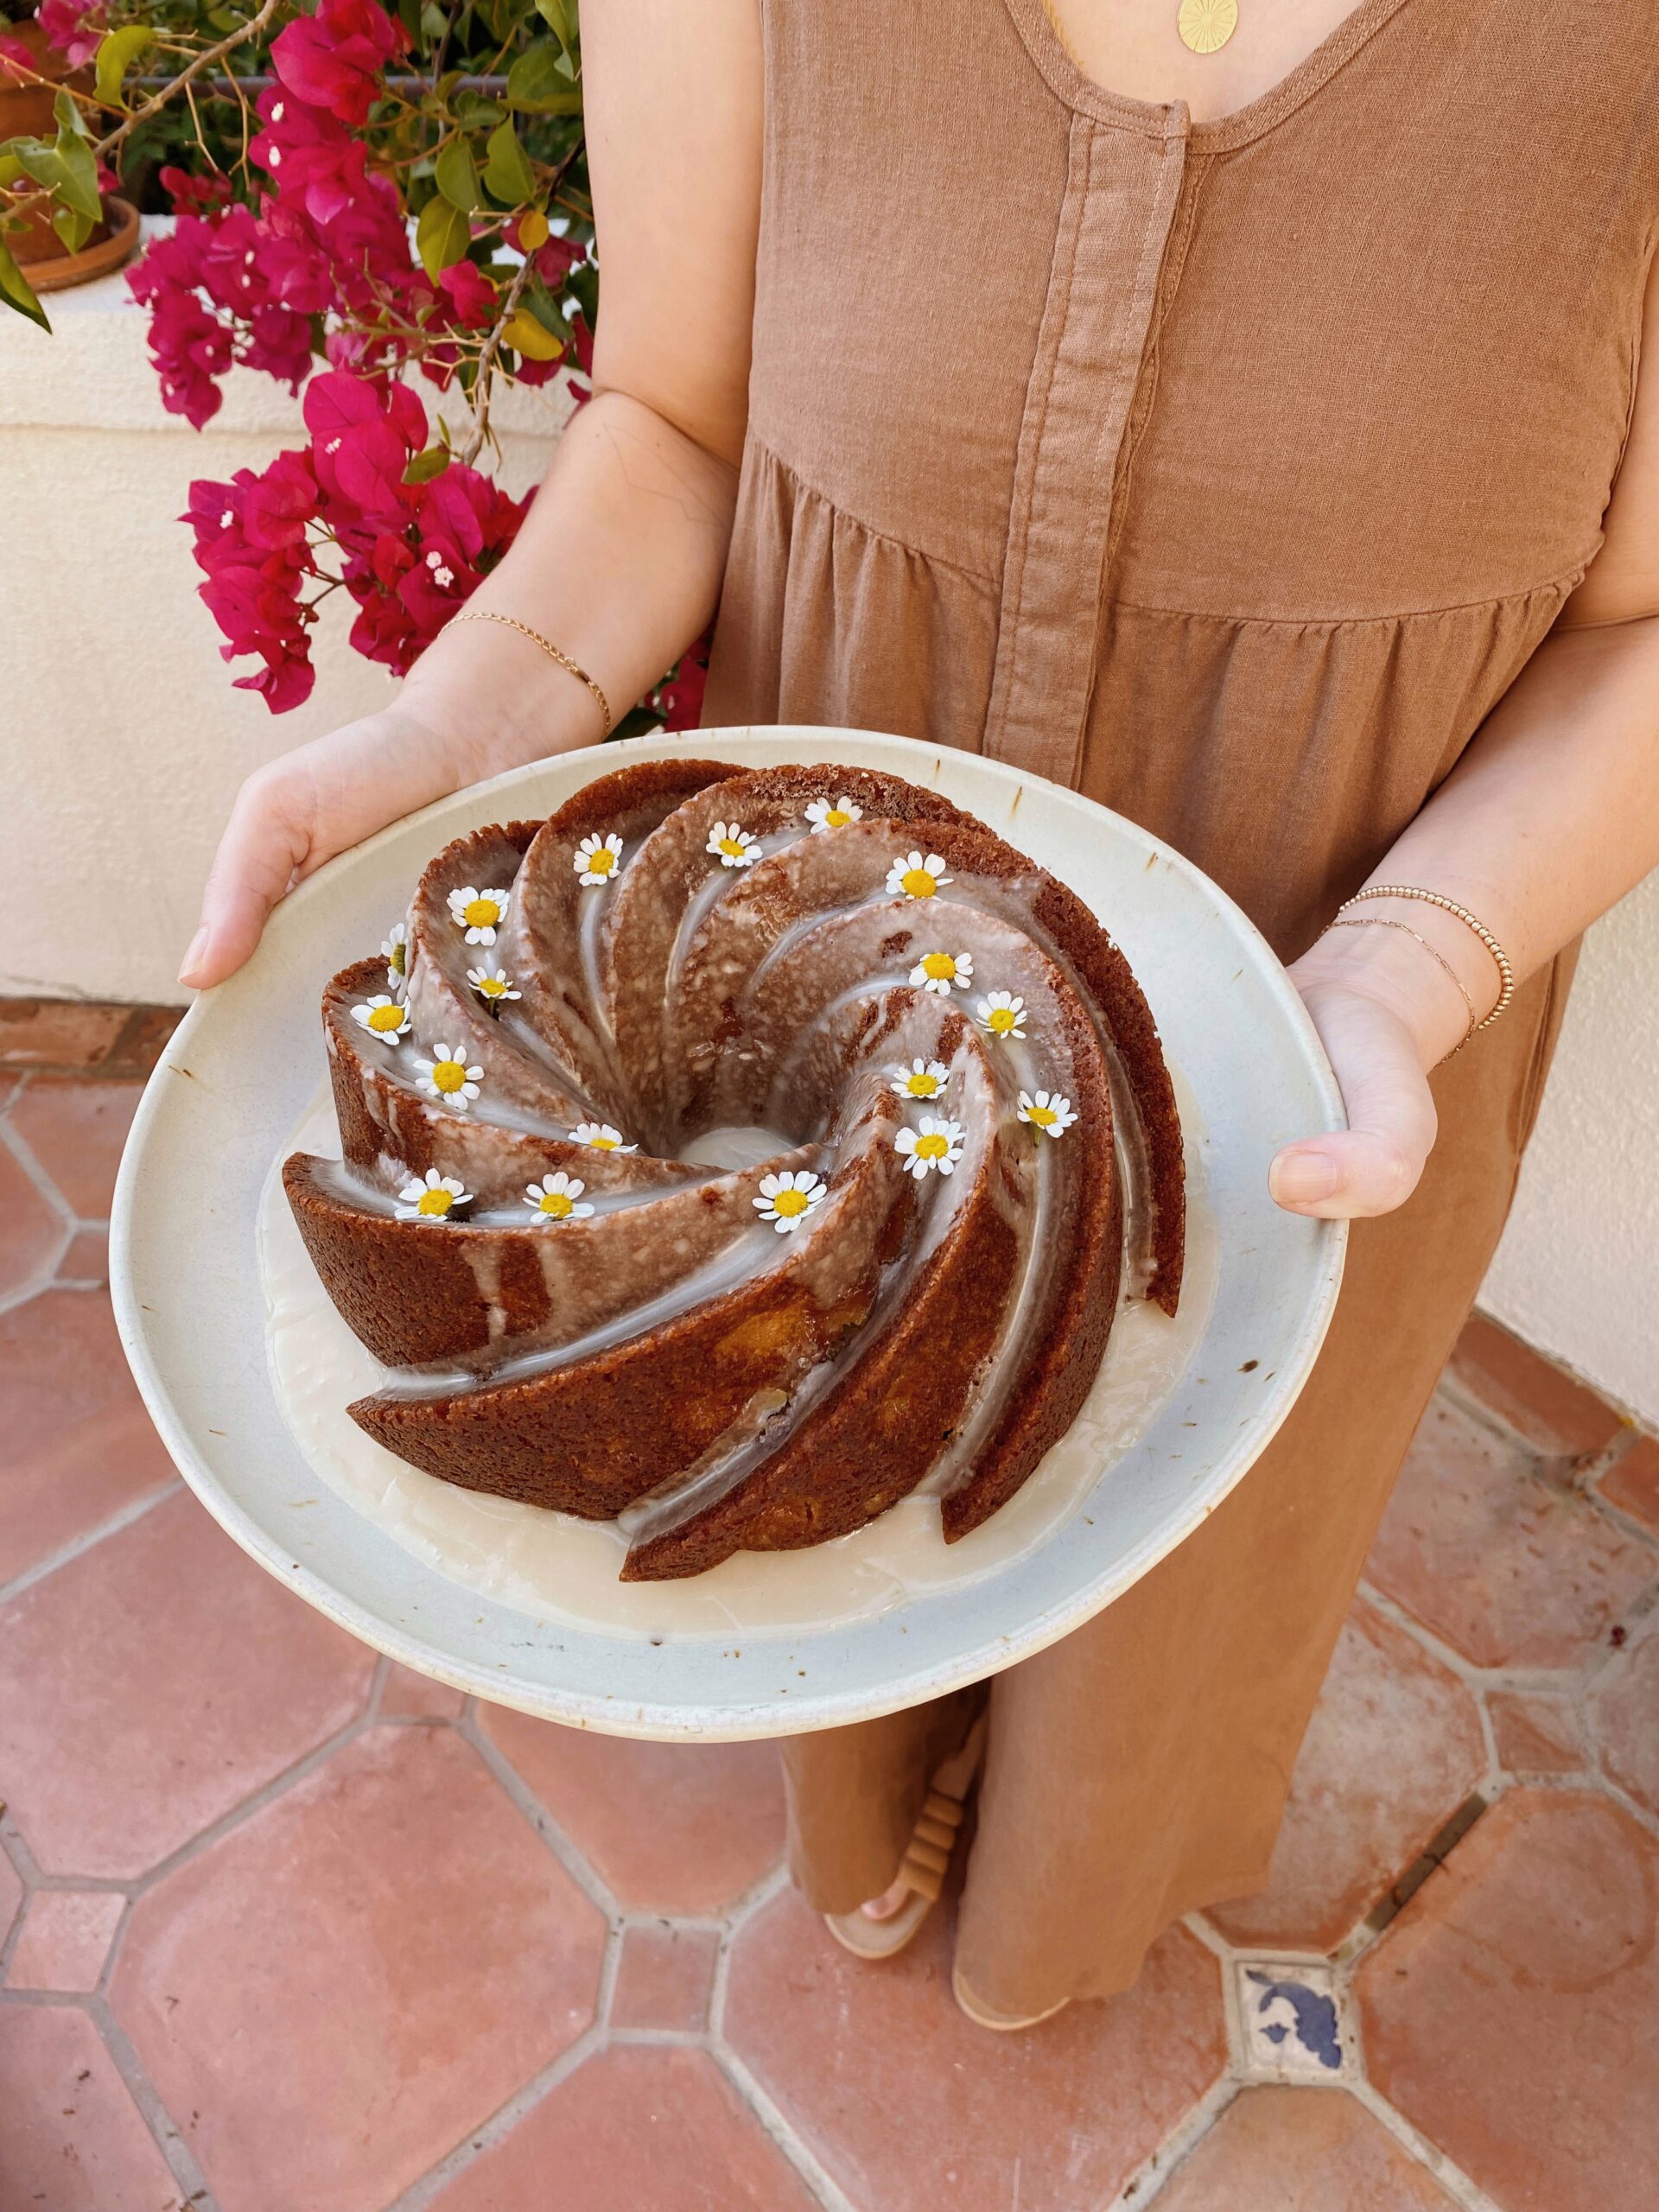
[3,1005,1657,2211]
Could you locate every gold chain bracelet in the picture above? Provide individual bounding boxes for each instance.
[1334,884,1515,1039]
[1324,917,1478,1044]
[442,609,611,731]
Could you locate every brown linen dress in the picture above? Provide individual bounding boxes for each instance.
[701,0,1659,2012]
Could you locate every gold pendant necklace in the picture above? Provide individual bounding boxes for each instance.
[1177,0,1239,52]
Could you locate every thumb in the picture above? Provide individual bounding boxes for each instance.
[1270,986,1438,1219]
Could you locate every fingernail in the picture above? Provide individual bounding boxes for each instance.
[178,925,209,986]
[1271,1150,1338,1205]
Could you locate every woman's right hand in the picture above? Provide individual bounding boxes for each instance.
[178,690,511,990]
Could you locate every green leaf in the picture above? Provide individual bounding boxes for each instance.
[404,444,452,485]
[482,119,534,207]
[52,200,94,253]
[15,130,102,226]
[535,0,576,53]
[53,87,91,139]
[0,234,49,331]
[94,25,156,108]
[434,136,480,213]
[505,44,582,114]
[0,151,23,190]
[416,193,470,279]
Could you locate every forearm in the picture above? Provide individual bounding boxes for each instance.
[1296,613,1659,1067]
[401,385,741,771]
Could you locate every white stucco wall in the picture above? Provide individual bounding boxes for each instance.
[4,230,1656,1423]
[0,229,569,1007]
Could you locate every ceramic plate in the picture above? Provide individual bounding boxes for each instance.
[112,727,1345,1738]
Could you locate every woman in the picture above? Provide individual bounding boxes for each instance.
[181,0,1659,2028]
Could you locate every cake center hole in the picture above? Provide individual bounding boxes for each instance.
[678,1124,798,1173]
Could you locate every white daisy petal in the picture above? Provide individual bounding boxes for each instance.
[395,1166,473,1221]
[448,885,511,944]
[1017,1087,1077,1138]
[907,950,973,995]
[893,1116,965,1179]
[466,964,522,1007]
[707,821,760,868]
[575,833,624,887]
[568,1122,639,1154]
[523,1170,594,1222]
[890,1057,950,1100]
[805,795,863,832]
[976,990,1027,1041]
[753,1168,826,1232]
[351,994,410,1041]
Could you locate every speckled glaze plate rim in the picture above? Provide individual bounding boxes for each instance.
[112,726,1346,1739]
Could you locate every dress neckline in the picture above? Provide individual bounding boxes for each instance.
[1001,0,1414,151]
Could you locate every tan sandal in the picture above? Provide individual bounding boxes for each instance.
[950,1964,1070,2032]
[823,1713,986,1961]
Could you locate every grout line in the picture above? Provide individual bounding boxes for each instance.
[0,1478,183,1611]
[456,1707,623,1921]
[92,1990,225,2211]
[1344,2075,1506,2212]
[1105,2075,1240,2209]
[710,2044,856,2212]
[384,2027,608,2212]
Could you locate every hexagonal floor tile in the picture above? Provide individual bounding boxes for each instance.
[0,1489,374,1877]
[10,1079,143,1220]
[1208,1600,1485,1952]
[1356,1789,1659,2212]
[110,1726,607,2212]
[1487,1688,1586,1777]
[610,1923,721,2033]
[426,2046,820,2211]
[0,1139,63,1300]
[725,1888,1224,2211]
[1586,1618,1659,1818]
[479,1707,785,1912]
[1153,2086,1460,2209]
[0,1287,176,1588]
[1448,1315,1624,1462]
[1365,1400,1655,1669]
[0,2004,181,2212]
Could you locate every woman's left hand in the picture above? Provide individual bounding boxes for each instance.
[1267,927,1469,1220]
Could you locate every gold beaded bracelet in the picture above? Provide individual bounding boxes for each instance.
[1334,884,1515,1042]
[442,609,611,731]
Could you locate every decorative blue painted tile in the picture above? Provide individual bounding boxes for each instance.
[1236,1961,1349,2079]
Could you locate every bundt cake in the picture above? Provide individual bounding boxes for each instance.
[284,759,1185,1581]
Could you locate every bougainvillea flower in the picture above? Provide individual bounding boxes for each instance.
[270,0,406,129]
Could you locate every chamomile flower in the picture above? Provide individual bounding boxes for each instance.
[753,1168,827,1233]
[707,821,760,868]
[892,1058,950,1101]
[447,885,511,944]
[804,795,863,832]
[976,991,1027,1041]
[381,921,409,995]
[467,965,521,1009]
[887,850,952,899]
[350,994,410,1042]
[1017,1089,1077,1139]
[396,1169,473,1222]
[909,950,974,995]
[575,833,623,887]
[568,1122,638,1154]
[894,1116,967,1179]
[523,1172,594,1224]
[415,1046,482,1109]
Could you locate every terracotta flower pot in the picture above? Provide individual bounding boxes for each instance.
[0,22,139,289]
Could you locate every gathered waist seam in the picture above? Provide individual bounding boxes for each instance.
[742,430,1001,590]
[1108,560,1593,632]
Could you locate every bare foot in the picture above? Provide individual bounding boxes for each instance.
[860,1876,912,1923]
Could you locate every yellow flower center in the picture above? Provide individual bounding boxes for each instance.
[538,1191,574,1217]
[432,1060,467,1093]
[366,1003,404,1033]
[586,1134,619,1150]
[719,836,747,860]
[823,807,852,828]
[588,848,616,876]
[900,867,938,898]
[1027,1104,1057,1128]
[915,1132,950,1161]
[478,976,508,998]
[772,1187,810,1218]
[463,896,500,928]
[905,1072,940,1097]
[920,953,957,982]
[416,1188,454,1217]
[988,1007,1017,1034]
[389,941,406,975]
